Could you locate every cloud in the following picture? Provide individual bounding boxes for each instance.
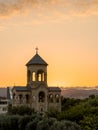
[0,0,37,18]
[0,0,98,18]
[66,0,98,16]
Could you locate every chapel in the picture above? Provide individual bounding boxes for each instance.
[12,48,61,113]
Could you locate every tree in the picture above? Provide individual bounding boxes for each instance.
[80,115,98,130]
[47,107,60,118]
[18,115,32,130]
[0,115,20,130]
[8,106,34,115]
[26,113,43,130]
[50,120,81,130]
[61,97,81,111]
[37,118,49,130]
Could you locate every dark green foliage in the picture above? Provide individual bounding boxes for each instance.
[80,115,98,130]
[26,113,43,130]
[88,98,98,107]
[8,115,19,130]
[59,96,98,130]
[50,120,81,130]
[0,115,9,130]
[58,103,89,122]
[50,120,63,130]
[62,120,81,130]
[18,115,32,130]
[37,118,50,130]
[61,97,81,111]
[1,96,98,130]
[89,94,96,99]
[0,115,19,130]
[47,107,60,118]
[8,106,34,115]
[0,113,81,130]
[47,118,57,126]
[26,121,37,130]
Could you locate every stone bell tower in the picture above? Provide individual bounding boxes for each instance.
[26,48,48,112]
[26,47,48,88]
[12,48,61,113]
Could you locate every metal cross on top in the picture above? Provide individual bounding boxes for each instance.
[35,47,39,54]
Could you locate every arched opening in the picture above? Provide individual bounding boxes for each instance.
[19,94,23,104]
[49,94,53,103]
[37,70,45,82]
[39,91,45,102]
[32,95,36,102]
[55,94,59,103]
[25,94,30,104]
[38,73,41,81]
[41,107,43,112]
[32,72,36,81]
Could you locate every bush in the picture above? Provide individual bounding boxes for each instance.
[8,106,34,115]
[18,115,32,130]
[0,115,20,130]
[50,120,81,130]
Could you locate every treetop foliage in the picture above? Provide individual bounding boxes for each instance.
[1,95,98,130]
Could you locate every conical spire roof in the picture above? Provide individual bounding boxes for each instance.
[26,53,48,66]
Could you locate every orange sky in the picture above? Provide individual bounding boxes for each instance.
[0,0,98,87]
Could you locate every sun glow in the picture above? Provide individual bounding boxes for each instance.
[0,0,98,87]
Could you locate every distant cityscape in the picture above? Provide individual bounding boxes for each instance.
[61,86,98,99]
[0,86,98,99]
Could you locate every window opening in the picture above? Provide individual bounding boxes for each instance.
[39,92,45,102]
[32,72,36,81]
[56,94,59,103]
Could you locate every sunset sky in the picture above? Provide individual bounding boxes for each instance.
[0,0,98,87]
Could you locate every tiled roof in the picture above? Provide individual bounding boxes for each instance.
[13,86,30,91]
[48,87,61,92]
[26,54,48,66]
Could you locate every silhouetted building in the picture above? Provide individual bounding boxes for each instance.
[0,87,11,114]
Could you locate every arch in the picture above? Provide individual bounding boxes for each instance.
[25,94,30,104]
[37,70,45,82]
[32,96,36,102]
[32,72,36,81]
[39,91,45,102]
[55,94,59,103]
[49,94,53,103]
[19,94,23,104]
[40,107,43,112]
